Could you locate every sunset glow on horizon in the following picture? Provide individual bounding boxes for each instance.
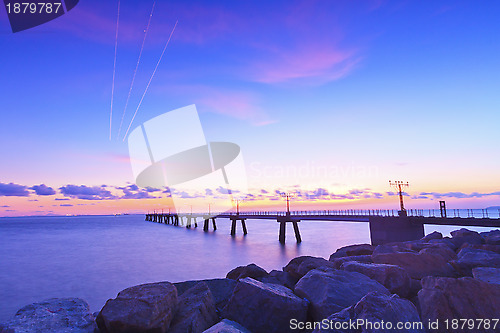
[1,0,500,217]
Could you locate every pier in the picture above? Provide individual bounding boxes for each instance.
[145,208,500,245]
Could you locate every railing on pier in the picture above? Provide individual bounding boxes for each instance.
[221,208,500,219]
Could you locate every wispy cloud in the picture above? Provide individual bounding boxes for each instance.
[417,191,500,199]
[249,45,360,85]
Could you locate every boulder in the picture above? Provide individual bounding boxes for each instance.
[341,261,411,298]
[313,292,424,333]
[418,276,500,333]
[472,267,500,285]
[202,319,250,333]
[329,255,372,269]
[481,229,500,245]
[419,243,457,262]
[428,237,459,251]
[226,263,268,281]
[421,231,443,242]
[449,247,500,276]
[260,270,298,289]
[169,282,218,333]
[459,243,500,254]
[329,244,374,259]
[283,256,335,279]
[372,244,416,256]
[372,251,456,279]
[450,228,484,248]
[222,277,308,333]
[2,298,96,333]
[96,281,177,333]
[175,279,236,311]
[294,269,389,321]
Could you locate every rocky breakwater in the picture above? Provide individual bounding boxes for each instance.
[1,228,499,333]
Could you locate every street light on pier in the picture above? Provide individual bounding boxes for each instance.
[233,199,244,215]
[280,192,295,215]
[389,180,409,215]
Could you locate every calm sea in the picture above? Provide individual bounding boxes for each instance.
[0,215,496,321]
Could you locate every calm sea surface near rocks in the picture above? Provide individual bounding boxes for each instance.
[0,214,495,321]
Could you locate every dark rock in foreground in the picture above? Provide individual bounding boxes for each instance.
[472,267,500,285]
[222,277,308,333]
[418,276,500,333]
[202,319,250,333]
[313,292,424,333]
[329,255,373,269]
[450,228,484,248]
[329,244,374,259]
[174,278,236,311]
[2,298,96,333]
[294,269,389,321]
[283,256,335,279]
[481,229,500,245]
[96,282,177,333]
[449,247,500,276]
[372,251,455,279]
[260,269,298,289]
[226,263,268,281]
[341,261,411,297]
[169,282,218,333]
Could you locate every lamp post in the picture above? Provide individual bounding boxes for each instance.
[389,180,409,215]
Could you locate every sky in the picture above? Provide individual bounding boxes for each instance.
[0,0,500,216]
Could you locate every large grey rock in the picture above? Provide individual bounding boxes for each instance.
[450,228,484,248]
[222,277,308,333]
[169,282,218,333]
[341,261,411,298]
[421,231,443,242]
[283,256,335,279]
[202,319,250,333]
[329,244,374,259]
[3,298,96,333]
[329,255,373,269]
[458,243,500,254]
[260,270,298,289]
[481,229,500,245]
[226,263,267,281]
[372,244,416,256]
[294,269,389,321]
[418,276,500,333]
[472,267,500,285]
[372,251,455,279]
[419,243,457,262]
[449,247,500,276]
[96,281,177,333]
[429,237,459,251]
[313,292,424,333]
[175,278,236,311]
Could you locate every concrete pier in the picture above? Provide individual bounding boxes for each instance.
[277,214,302,243]
[369,216,424,245]
[230,216,248,236]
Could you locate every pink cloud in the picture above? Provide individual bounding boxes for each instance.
[154,84,276,126]
[249,45,361,85]
[196,90,276,126]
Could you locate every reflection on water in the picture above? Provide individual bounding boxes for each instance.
[0,215,496,321]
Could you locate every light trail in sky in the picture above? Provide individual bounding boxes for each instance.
[109,0,120,140]
[122,20,178,141]
[117,1,156,140]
